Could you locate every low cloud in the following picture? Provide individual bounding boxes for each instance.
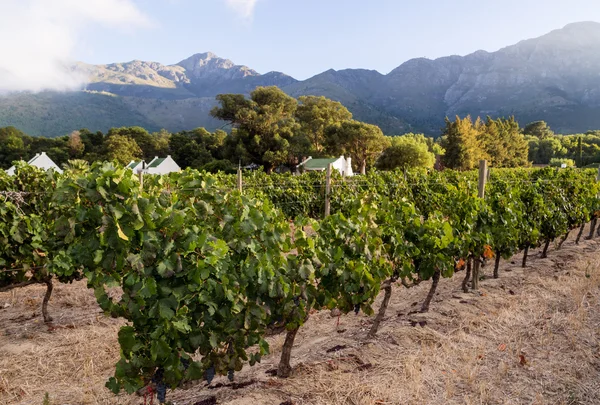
[0,0,150,93]
[225,0,259,19]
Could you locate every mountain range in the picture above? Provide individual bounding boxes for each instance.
[2,21,600,137]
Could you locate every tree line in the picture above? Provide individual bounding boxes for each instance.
[1,86,599,172]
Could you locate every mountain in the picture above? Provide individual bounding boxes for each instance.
[2,22,600,137]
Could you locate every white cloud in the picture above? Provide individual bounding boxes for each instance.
[225,0,259,19]
[0,0,151,93]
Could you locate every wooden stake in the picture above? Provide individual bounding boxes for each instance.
[138,170,143,191]
[477,159,488,199]
[324,163,332,217]
[472,160,488,290]
[237,167,243,193]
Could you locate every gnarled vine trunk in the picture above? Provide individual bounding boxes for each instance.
[541,239,551,258]
[576,223,586,245]
[522,246,529,268]
[586,218,598,240]
[42,278,53,323]
[421,270,440,313]
[368,279,393,338]
[462,258,472,293]
[277,327,299,378]
[493,252,501,279]
[471,259,481,290]
[557,231,570,250]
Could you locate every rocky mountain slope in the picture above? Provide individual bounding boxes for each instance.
[2,22,600,136]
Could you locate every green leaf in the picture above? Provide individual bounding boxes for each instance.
[158,299,176,320]
[209,332,218,348]
[117,326,136,358]
[186,361,204,380]
[116,222,128,241]
[150,339,171,361]
[172,319,191,333]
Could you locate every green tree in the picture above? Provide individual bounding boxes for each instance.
[211,87,300,172]
[151,129,172,157]
[325,120,389,174]
[523,120,554,140]
[394,133,445,156]
[79,129,105,161]
[169,128,225,169]
[107,127,156,160]
[527,136,566,164]
[295,96,352,154]
[0,126,29,168]
[480,117,529,167]
[549,158,576,168]
[47,147,69,167]
[376,136,435,170]
[104,135,142,165]
[440,116,485,170]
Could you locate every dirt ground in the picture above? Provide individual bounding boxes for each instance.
[2,226,600,405]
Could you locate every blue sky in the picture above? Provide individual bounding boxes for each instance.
[69,0,600,79]
[2,0,600,92]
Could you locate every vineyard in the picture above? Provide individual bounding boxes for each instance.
[1,162,600,404]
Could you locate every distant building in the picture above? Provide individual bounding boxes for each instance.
[297,156,353,177]
[127,156,181,175]
[6,152,63,176]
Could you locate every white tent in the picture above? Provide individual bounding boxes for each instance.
[128,156,181,175]
[6,152,63,175]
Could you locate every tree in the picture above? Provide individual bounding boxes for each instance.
[325,120,389,174]
[527,136,566,164]
[577,136,583,167]
[480,117,529,167]
[376,136,435,170]
[79,129,105,161]
[104,135,142,165]
[440,116,486,170]
[211,86,300,172]
[549,158,576,168]
[523,121,554,139]
[169,128,222,169]
[47,147,69,167]
[107,127,156,160]
[295,96,352,154]
[395,133,445,156]
[0,127,27,167]
[67,131,85,159]
[151,129,172,158]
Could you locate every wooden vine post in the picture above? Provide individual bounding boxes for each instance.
[324,163,332,217]
[138,169,144,191]
[237,166,243,193]
[471,159,488,290]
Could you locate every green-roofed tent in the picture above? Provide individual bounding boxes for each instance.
[302,158,338,170]
[145,156,181,175]
[297,156,353,176]
[127,160,145,171]
[148,158,166,168]
[127,156,181,175]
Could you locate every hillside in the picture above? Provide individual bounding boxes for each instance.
[2,22,600,136]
